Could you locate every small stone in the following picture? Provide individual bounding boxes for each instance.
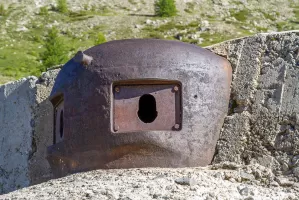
[292,156,299,167]
[199,27,208,32]
[293,167,299,177]
[198,38,204,44]
[293,182,299,190]
[175,176,197,186]
[240,171,255,181]
[275,177,294,187]
[213,172,224,179]
[229,178,236,182]
[205,192,216,200]
[281,162,289,171]
[190,185,199,191]
[237,186,249,196]
[270,181,279,187]
[201,20,209,27]
[145,19,152,24]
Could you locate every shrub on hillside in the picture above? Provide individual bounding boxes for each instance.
[40,27,68,70]
[0,4,6,16]
[154,0,177,17]
[56,0,68,14]
[39,6,49,16]
[95,32,106,45]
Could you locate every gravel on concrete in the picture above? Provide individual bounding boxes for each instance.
[1,163,298,200]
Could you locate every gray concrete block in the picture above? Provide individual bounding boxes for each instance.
[208,31,299,174]
[0,70,59,194]
[0,77,37,194]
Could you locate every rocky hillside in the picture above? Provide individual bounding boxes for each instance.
[0,0,298,83]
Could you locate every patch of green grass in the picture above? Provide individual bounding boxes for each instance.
[0,75,16,85]
[294,6,299,20]
[150,21,199,32]
[94,32,106,45]
[0,5,112,84]
[231,0,243,6]
[116,5,131,11]
[128,0,137,5]
[142,20,201,42]
[261,11,276,21]
[67,7,114,22]
[98,6,114,15]
[276,22,288,31]
[0,4,18,21]
[68,11,95,21]
[0,17,108,82]
[188,21,200,28]
[205,14,217,20]
[199,32,238,47]
[147,32,165,39]
[230,9,251,22]
[0,38,43,79]
[157,22,186,31]
[182,38,198,44]
[39,6,49,16]
[83,4,89,10]
[84,25,107,39]
[0,4,6,16]
[256,26,268,32]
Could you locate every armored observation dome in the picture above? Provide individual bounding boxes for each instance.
[47,39,232,177]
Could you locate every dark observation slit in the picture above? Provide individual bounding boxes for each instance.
[60,110,64,138]
[138,94,158,123]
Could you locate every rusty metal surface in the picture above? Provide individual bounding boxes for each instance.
[47,39,232,178]
[113,81,182,133]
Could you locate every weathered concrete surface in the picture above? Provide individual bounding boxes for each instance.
[207,31,299,176]
[28,70,60,185]
[1,163,298,200]
[0,77,37,194]
[0,70,59,194]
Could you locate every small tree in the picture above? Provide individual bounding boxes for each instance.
[0,4,5,16]
[94,32,106,45]
[154,0,177,17]
[39,6,49,16]
[41,27,68,71]
[56,0,68,14]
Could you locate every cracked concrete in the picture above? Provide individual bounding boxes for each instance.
[208,31,299,177]
[0,70,59,194]
[0,77,38,194]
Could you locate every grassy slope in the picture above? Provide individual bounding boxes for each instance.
[0,0,298,84]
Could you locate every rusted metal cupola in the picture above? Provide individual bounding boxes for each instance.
[47,39,232,177]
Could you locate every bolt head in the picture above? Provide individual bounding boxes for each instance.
[174,124,180,129]
[115,87,120,93]
[174,86,179,92]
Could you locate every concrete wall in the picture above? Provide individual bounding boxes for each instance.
[0,70,59,194]
[28,70,60,186]
[208,31,299,175]
[0,31,298,194]
[0,77,37,194]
